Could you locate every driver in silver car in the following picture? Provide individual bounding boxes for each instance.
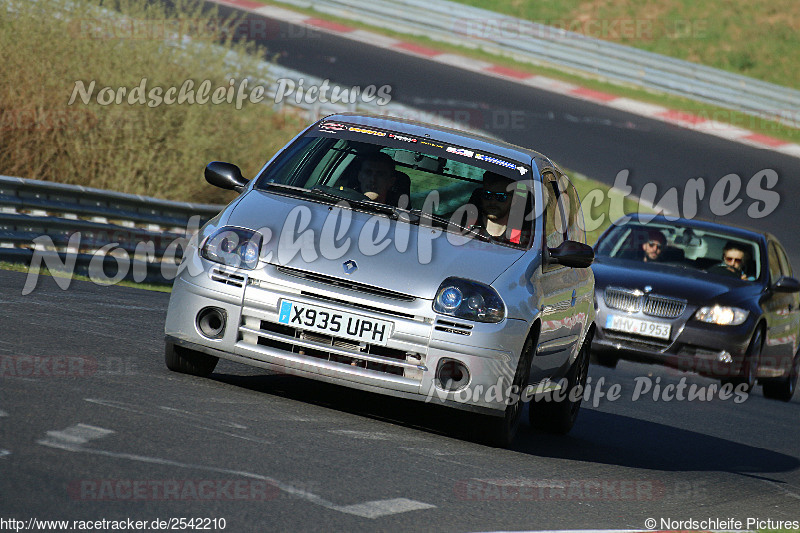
[356,152,396,204]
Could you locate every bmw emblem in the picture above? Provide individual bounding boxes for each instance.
[644,285,653,293]
[343,260,358,275]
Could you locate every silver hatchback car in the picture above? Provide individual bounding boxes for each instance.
[164,114,595,446]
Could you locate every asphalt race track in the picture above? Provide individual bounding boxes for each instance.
[3,4,800,531]
[1,269,798,531]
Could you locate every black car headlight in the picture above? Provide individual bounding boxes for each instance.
[694,305,749,326]
[433,277,505,323]
[201,227,262,270]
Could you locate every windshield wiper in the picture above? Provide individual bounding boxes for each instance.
[308,187,416,221]
[408,209,490,242]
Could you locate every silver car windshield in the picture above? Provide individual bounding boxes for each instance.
[596,222,761,281]
[254,122,535,248]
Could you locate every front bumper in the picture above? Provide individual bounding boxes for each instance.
[165,261,531,415]
[592,302,754,379]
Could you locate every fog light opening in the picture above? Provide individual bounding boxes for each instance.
[197,307,227,339]
[436,359,470,391]
[718,350,733,363]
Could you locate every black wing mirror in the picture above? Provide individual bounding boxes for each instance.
[772,276,800,293]
[547,240,594,268]
[205,161,249,193]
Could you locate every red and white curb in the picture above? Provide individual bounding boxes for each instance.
[209,0,800,160]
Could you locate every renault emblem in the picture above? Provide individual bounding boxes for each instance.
[343,260,358,274]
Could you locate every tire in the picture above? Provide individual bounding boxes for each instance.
[723,327,763,394]
[592,351,619,369]
[762,351,799,402]
[165,341,219,377]
[477,334,535,448]
[530,331,592,435]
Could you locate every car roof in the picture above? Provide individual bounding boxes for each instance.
[322,113,550,166]
[613,213,772,243]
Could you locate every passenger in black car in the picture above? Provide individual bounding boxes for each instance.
[642,229,667,262]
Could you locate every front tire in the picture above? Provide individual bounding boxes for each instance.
[477,334,535,447]
[723,327,762,394]
[165,341,219,377]
[762,351,799,402]
[530,331,592,435]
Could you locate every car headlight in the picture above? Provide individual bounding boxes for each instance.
[201,227,262,270]
[433,277,505,323]
[694,305,749,326]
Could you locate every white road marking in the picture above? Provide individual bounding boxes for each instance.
[0,449,11,459]
[432,54,493,71]
[347,29,401,48]
[328,430,396,440]
[85,399,271,445]
[0,410,8,417]
[42,423,114,446]
[37,435,436,518]
[158,406,248,429]
[335,498,436,518]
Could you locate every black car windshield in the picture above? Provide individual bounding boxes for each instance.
[254,121,535,248]
[596,221,762,281]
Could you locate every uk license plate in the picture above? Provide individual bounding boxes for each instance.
[605,314,671,340]
[278,300,393,346]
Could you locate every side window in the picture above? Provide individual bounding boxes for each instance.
[542,172,565,249]
[768,242,782,284]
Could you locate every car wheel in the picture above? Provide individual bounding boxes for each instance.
[530,331,592,435]
[165,341,219,377]
[723,327,762,394]
[592,351,619,369]
[762,351,799,402]
[477,334,535,448]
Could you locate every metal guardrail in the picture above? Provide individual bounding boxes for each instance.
[0,1,498,287]
[272,0,800,127]
[0,175,224,284]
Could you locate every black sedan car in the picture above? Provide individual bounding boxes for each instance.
[591,215,800,401]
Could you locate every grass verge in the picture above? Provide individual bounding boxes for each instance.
[0,261,172,292]
[0,0,306,205]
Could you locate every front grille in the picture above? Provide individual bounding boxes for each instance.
[434,319,473,336]
[643,295,686,318]
[276,265,416,302]
[605,287,685,319]
[300,291,417,320]
[210,268,245,288]
[604,287,642,312]
[241,318,425,380]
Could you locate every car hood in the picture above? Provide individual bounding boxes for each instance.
[592,256,762,306]
[226,190,526,299]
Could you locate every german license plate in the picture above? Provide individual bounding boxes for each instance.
[278,300,393,346]
[605,314,671,340]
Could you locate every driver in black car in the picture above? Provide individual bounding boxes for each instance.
[708,241,748,279]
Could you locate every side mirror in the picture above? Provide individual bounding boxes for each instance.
[772,276,800,293]
[547,240,594,268]
[205,161,249,193]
